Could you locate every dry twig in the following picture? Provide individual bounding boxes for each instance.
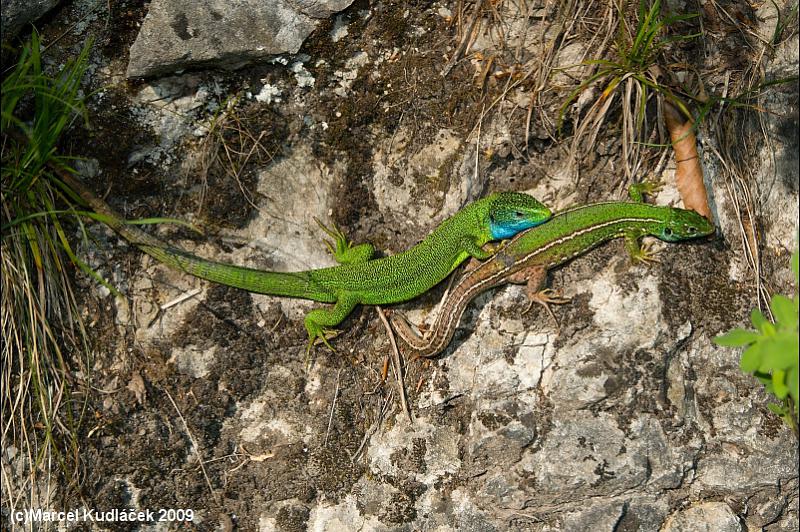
[376,306,412,421]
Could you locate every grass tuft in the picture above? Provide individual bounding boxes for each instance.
[1,32,95,515]
[558,0,699,182]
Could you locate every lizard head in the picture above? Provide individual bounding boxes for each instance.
[487,192,552,240]
[658,208,715,242]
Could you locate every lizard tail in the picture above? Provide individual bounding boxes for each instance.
[137,243,327,299]
[60,170,334,302]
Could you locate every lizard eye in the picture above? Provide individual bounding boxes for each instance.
[664,227,673,237]
[514,211,524,218]
[687,226,697,234]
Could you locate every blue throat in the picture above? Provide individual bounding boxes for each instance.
[490,220,540,240]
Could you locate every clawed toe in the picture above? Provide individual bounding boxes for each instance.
[631,242,661,264]
[521,288,572,327]
[538,288,571,305]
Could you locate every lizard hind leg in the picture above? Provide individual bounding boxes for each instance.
[524,289,572,329]
[303,294,361,355]
[314,218,375,265]
[628,181,663,203]
[507,266,570,327]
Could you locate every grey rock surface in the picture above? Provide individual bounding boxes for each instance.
[102,1,800,527]
[0,0,60,39]
[13,1,797,531]
[662,502,743,532]
[126,0,355,78]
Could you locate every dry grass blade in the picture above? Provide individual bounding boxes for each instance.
[325,369,343,446]
[376,306,411,421]
[558,0,700,183]
[442,0,486,76]
[704,0,798,317]
[2,33,94,518]
[162,386,221,507]
[195,99,282,216]
[526,0,616,146]
[460,0,613,153]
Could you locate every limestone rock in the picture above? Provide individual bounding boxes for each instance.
[663,502,743,532]
[1,0,60,39]
[126,0,355,78]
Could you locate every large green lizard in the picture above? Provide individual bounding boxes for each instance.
[391,185,715,358]
[60,171,551,351]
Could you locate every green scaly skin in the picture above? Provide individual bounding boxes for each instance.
[61,171,551,351]
[391,184,715,358]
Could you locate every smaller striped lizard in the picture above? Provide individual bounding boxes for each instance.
[391,184,715,358]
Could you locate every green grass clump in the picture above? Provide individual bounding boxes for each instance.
[1,33,94,511]
[714,248,800,438]
[558,0,699,179]
[560,0,697,122]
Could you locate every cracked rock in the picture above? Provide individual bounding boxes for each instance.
[1,0,60,39]
[126,0,355,78]
[662,502,742,532]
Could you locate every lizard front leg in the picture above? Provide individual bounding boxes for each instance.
[625,228,660,264]
[459,236,502,261]
[626,184,664,263]
[315,218,376,265]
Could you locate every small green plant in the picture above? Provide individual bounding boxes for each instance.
[714,248,800,438]
[559,0,697,122]
[2,33,198,514]
[1,32,94,511]
[558,0,699,179]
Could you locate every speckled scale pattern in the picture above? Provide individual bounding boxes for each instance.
[134,192,550,305]
[396,201,714,357]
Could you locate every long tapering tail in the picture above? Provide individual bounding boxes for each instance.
[59,170,332,301]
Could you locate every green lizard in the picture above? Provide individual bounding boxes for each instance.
[391,184,715,358]
[60,171,551,351]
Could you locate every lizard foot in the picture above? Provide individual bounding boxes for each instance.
[304,326,341,358]
[628,181,663,203]
[314,217,374,265]
[481,239,512,258]
[314,217,350,256]
[630,241,661,264]
[522,288,571,328]
[313,328,341,350]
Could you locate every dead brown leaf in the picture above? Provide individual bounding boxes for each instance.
[664,99,711,219]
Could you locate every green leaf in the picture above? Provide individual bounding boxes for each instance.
[772,369,788,399]
[714,328,760,347]
[760,333,800,371]
[767,403,787,416]
[788,365,799,404]
[771,295,798,330]
[750,309,771,334]
[740,343,763,373]
[754,371,773,387]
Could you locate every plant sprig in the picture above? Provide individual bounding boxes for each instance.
[2,31,96,511]
[558,0,699,131]
[715,248,800,437]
